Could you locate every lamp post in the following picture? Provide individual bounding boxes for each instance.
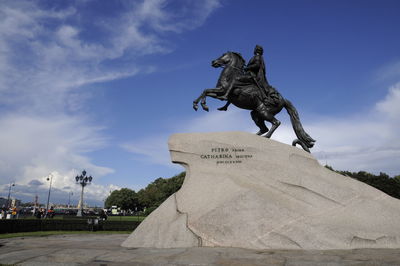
[33,194,38,216]
[46,174,53,216]
[6,183,15,209]
[75,170,92,217]
[68,192,73,208]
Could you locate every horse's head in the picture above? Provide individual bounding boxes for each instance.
[211,51,245,69]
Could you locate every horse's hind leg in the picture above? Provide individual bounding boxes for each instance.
[251,110,268,135]
[264,117,281,138]
[255,105,281,138]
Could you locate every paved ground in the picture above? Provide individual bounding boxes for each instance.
[1,234,400,265]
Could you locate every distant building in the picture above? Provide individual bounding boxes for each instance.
[11,198,21,208]
[0,197,20,208]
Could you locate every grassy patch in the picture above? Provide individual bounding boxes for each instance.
[0,231,131,239]
[107,216,145,222]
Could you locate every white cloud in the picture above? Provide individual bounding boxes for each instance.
[123,85,400,176]
[121,137,172,167]
[309,83,400,175]
[0,1,222,204]
[0,0,222,112]
[185,108,255,133]
[376,61,400,82]
[2,171,120,206]
[120,108,255,168]
[375,83,400,121]
[130,0,221,33]
[0,114,114,196]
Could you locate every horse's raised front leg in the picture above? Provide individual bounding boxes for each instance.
[193,91,206,111]
[193,87,225,112]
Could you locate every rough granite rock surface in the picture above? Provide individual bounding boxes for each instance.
[122,131,400,250]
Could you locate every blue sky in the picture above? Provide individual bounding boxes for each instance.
[1,0,400,206]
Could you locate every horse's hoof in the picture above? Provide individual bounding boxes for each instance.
[264,133,272,139]
[201,103,209,112]
[256,129,268,136]
[217,107,227,111]
[193,105,198,111]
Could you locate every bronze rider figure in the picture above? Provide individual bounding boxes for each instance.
[218,45,271,111]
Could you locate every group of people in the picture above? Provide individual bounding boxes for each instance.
[0,206,56,219]
[35,207,55,219]
[0,207,18,219]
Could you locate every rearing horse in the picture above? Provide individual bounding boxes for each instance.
[193,51,315,152]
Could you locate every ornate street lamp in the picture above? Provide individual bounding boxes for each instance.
[46,174,53,216]
[6,183,15,209]
[75,170,92,217]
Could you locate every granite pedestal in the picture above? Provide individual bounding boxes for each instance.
[122,132,400,250]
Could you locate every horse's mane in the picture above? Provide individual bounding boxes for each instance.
[229,51,245,68]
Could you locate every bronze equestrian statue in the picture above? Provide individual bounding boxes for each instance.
[193,45,315,152]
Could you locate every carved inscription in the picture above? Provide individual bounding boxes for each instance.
[200,147,253,165]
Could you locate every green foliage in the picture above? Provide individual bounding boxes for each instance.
[325,165,400,200]
[107,216,145,222]
[324,165,334,171]
[104,167,400,217]
[104,172,185,215]
[104,188,138,210]
[144,206,158,216]
[137,172,185,214]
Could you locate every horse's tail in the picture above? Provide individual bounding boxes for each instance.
[284,99,315,151]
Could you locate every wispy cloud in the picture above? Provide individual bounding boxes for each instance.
[0,0,222,112]
[120,108,254,168]
[121,137,172,167]
[376,61,400,82]
[2,171,120,206]
[0,114,115,204]
[123,84,400,176]
[0,0,222,203]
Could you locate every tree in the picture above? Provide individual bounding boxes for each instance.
[325,166,400,200]
[104,188,138,211]
[103,172,185,214]
[137,172,185,214]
